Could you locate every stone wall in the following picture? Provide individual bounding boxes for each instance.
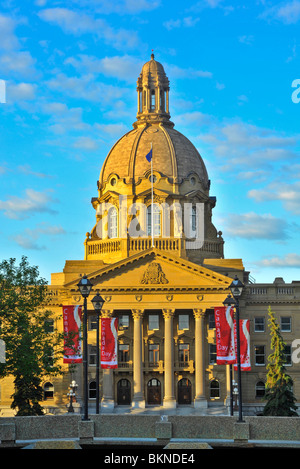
[1,414,300,447]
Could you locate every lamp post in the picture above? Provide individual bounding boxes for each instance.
[67,380,78,413]
[77,275,93,421]
[91,291,105,414]
[224,275,244,423]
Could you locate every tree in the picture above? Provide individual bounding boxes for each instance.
[0,256,65,416]
[263,306,298,416]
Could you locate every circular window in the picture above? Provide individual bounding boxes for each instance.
[110,178,117,186]
[190,177,196,185]
[149,175,157,183]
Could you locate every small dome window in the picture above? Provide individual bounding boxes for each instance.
[110,177,117,186]
[190,177,196,185]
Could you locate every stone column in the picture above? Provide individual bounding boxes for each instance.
[193,309,208,408]
[132,309,145,408]
[162,309,176,409]
[101,309,115,411]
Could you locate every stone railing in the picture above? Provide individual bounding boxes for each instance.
[85,236,224,260]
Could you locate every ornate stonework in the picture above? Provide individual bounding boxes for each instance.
[140,262,169,284]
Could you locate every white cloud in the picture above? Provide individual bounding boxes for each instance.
[163,16,200,30]
[257,253,300,268]
[221,212,292,240]
[0,189,58,219]
[13,222,66,250]
[7,82,36,102]
[38,8,140,50]
[261,1,300,24]
[47,73,126,103]
[0,14,20,51]
[65,54,142,83]
[248,182,300,215]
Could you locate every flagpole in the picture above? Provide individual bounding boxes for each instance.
[151,142,154,247]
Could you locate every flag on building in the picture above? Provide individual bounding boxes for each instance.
[63,305,82,363]
[214,306,236,365]
[145,147,152,162]
[101,318,118,369]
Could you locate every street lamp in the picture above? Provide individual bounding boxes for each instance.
[91,291,105,414]
[67,380,78,413]
[224,275,244,423]
[77,275,93,421]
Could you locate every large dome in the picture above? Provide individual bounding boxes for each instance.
[99,124,209,186]
[99,54,209,189]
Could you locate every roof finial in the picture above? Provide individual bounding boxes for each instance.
[151,49,154,60]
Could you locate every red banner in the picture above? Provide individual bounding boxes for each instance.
[234,319,251,371]
[101,318,118,369]
[63,305,82,363]
[214,306,236,365]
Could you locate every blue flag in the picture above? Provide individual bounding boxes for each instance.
[145,148,152,162]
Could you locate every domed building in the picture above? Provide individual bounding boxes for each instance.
[3,55,300,420]
[48,54,244,411]
[85,53,224,265]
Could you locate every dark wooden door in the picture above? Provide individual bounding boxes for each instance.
[117,379,131,405]
[178,379,192,405]
[147,378,161,405]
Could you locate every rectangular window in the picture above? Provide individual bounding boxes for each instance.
[119,315,129,330]
[255,345,265,366]
[89,315,97,330]
[118,344,130,363]
[149,344,159,365]
[254,317,265,332]
[149,314,159,330]
[208,312,215,329]
[284,345,292,365]
[89,345,97,365]
[178,314,189,330]
[209,344,217,364]
[178,344,190,363]
[281,317,291,332]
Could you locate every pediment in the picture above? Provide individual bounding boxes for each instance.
[66,249,231,292]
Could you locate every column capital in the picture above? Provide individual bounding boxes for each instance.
[193,308,206,319]
[101,309,113,318]
[162,308,175,319]
[131,309,144,320]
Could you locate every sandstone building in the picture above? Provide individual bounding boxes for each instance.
[1,54,299,415]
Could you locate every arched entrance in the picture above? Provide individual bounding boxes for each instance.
[178,378,192,405]
[117,379,131,405]
[147,378,161,405]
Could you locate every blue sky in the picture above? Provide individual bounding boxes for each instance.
[0,0,300,284]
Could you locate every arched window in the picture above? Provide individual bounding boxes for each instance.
[150,90,155,110]
[210,379,220,399]
[191,205,197,234]
[108,206,118,238]
[43,382,54,400]
[255,381,265,398]
[147,204,161,237]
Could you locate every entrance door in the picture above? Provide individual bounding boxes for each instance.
[117,379,131,405]
[178,378,192,405]
[147,378,161,405]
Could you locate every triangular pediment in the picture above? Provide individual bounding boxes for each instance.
[66,249,231,292]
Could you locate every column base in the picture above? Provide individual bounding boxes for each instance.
[194,398,208,409]
[131,399,146,409]
[163,398,177,409]
[101,398,115,412]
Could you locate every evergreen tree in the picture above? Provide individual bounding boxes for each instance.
[263,306,298,416]
[0,257,65,416]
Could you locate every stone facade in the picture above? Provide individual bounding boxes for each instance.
[0,55,299,417]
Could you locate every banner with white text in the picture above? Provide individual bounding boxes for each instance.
[214,306,236,365]
[101,317,118,369]
[63,305,82,363]
[234,319,251,371]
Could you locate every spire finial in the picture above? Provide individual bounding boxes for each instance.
[151,49,154,60]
